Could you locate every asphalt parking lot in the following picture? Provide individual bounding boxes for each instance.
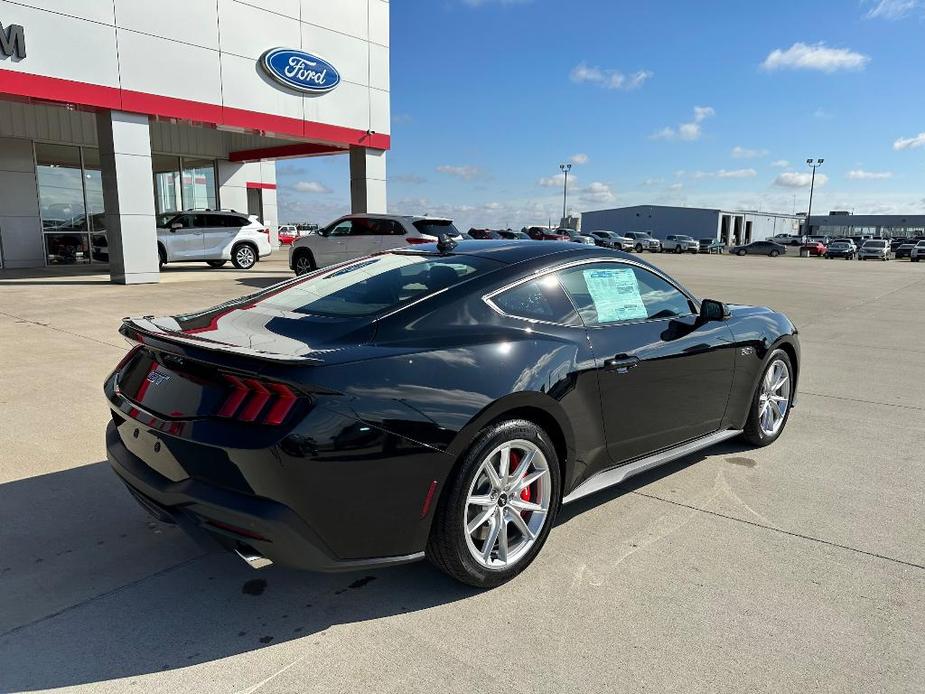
[1,253,923,693]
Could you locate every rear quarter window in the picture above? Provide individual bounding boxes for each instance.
[258,253,498,317]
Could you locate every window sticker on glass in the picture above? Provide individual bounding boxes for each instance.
[583,268,648,323]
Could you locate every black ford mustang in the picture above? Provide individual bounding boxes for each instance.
[104,241,799,588]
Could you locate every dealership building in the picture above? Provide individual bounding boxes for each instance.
[581,205,802,246]
[0,0,390,282]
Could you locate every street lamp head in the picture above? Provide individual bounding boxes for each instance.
[817,158,824,164]
[806,158,813,164]
[560,163,571,173]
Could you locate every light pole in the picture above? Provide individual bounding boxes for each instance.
[805,158,823,237]
[559,163,572,226]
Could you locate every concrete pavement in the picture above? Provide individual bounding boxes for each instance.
[0,253,923,693]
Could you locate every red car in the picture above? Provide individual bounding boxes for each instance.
[277,226,300,246]
[526,226,569,241]
[802,240,827,256]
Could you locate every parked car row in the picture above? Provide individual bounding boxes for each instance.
[731,235,925,262]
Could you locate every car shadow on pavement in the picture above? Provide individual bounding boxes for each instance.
[0,462,475,692]
[556,439,758,524]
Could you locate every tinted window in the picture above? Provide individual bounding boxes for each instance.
[373,220,405,235]
[259,253,498,317]
[492,275,579,325]
[348,219,377,236]
[327,220,352,237]
[558,263,693,326]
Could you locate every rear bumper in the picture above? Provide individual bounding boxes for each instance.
[105,421,424,572]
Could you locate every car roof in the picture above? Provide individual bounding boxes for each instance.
[390,240,639,266]
[340,213,453,223]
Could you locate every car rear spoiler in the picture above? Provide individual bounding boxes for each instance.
[121,317,325,365]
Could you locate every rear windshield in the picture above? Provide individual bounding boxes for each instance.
[259,253,497,317]
[413,220,462,237]
[864,240,887,247]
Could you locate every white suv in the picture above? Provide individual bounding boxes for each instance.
[289,214,463,274]
[662,234,699,253]
[911,240,925,262]
[157,211,272,270]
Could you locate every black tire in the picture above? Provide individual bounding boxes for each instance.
[769,250,780,257]
[674,246,682,254]
[427,419,561,588]
[292,250,316,275]
[912,257,919,263]
[231,243,257,269]
[206,260,227,268]
[737,249,746,256]
[635,243,644,253]
[741,349,794,447]
[158,244,167,269]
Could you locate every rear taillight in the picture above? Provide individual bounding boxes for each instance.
[216,374,298,425]
[406,237,432,245]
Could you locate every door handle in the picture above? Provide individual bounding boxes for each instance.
[604,355,640,373]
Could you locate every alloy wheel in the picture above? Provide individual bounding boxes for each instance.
[294,255,313,275]
[757,359,791,437]
[235,246,256,268]
[463,439,551,569]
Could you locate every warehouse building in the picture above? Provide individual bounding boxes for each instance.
[581,205,802,246]
[806,212,925,238]
[0,1,390,282]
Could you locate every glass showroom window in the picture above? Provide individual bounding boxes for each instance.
[182,158,217,211]
[153,154,182,218]
[153,156,218,219]
[35,143,102,265]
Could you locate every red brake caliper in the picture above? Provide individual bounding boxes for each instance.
[510,450,532,506]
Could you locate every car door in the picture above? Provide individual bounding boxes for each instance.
[313,218,352,266]
[199,214,237,258]
[557,261,736,466]
[164,214,203,260]
[342,217,385,259]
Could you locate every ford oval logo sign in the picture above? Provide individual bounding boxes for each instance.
[261,48,340,94]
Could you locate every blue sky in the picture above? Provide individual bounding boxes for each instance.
[278,0,925,229]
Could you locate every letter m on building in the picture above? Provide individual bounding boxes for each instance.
[0,23,26,59]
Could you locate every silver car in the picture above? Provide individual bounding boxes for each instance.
[911,240,925,262]
[587,230,634,250]
[859,239,891,261]
[662,234,699,253]
[289,214,462,274]
[623,231,662,253]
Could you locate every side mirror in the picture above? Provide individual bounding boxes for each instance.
[170,222,183,231]
[700,298,730,322]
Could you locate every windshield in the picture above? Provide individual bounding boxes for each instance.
[830,243,848,249]
[413,220,462,238]
[258,253,498,317]
[863,240,887,248]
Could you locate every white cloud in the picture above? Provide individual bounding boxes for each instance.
[865,0,921,19]
[651,106,715,141]
[773,171,829,188]
[731,145,769,159]
[813,107,834,119]
[642,177,663,186]
[580,182,617,204]
[436,164,484,180]
[847,169,893,180]
[570,153,589,165]
[393,173,427,184]
[668,182,684,191]
[761,42,870,73]
[770,159,790,168]
[692,168,758,179]
[893,132,925,150]
[538,172,572,188]
[570,63,653,90]
[293,181,331,194]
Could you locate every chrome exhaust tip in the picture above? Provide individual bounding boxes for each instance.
[234,544,273,569]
